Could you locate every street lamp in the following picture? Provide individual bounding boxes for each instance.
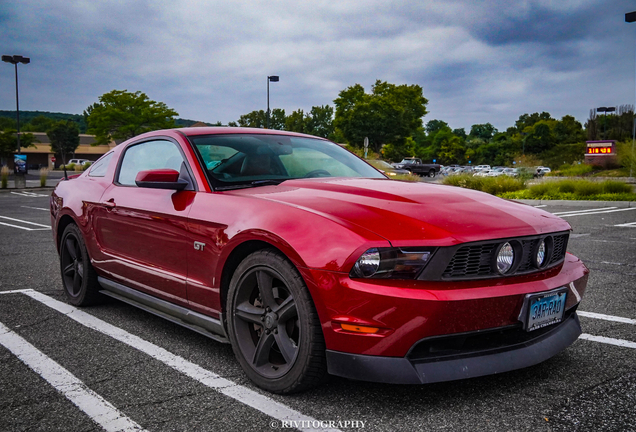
[627,11,636,178]
[2,55,30,154]
[267,75,279,129]
[596,106,615,139]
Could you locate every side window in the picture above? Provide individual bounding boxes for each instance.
[117,140,186,186]
[88,152,114,178]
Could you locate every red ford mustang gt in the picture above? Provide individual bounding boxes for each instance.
[51,127,589,394]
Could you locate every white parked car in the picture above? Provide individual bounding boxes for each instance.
[67,159,92,166]
[474,165,491,172]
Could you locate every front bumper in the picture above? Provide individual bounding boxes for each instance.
[326,312,582,384]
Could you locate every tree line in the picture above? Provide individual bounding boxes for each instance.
[1,84,634,169]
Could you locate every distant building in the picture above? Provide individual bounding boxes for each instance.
[12,133,115,170]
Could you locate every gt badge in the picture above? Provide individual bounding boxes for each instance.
[194,241,206,251]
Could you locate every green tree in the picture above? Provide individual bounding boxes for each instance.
[469,123,498,142]
[0,117,17,131]
[285,109,308,133]
[306,105,335,139]
[84,90,178,145]
[237,109,286,130]
[47,120,80,164]
[553,115,585,144]
[524,120,555,154]
[0,130,37,162]
[334,80,428,152]
[515,112,553,133]
[22,115,55,132]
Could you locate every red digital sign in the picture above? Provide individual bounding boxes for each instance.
[587,147,613,155]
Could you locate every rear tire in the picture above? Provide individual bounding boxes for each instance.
[428,169,435,177]
[226,249,327,394]
[59,224,103,306]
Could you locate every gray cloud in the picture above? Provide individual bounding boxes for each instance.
[1,0,635,132]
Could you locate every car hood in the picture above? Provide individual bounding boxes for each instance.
[228,178,570,246]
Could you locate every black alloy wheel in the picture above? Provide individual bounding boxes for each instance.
[59,224,102,306]
[227,249,327,394]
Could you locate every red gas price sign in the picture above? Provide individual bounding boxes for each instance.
[587,146,613,155]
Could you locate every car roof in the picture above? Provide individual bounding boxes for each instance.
[174,127,327,141]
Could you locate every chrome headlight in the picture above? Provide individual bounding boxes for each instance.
[495,242,515,274]
[350,247,435,279]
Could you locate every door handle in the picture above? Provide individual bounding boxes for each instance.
[103,198,116,209]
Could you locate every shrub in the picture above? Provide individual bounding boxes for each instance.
[601,180,632,194]
[1,166,9,189]
[557,180,577,194]
[63,163,76,171]
[548,164,595,177]
[442,174,524,194]
[527,183,552,199]
[74,163,83,172]
[574,181,603,197]
[39,168,49,187]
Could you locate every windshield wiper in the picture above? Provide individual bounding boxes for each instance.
[214,179,287,191]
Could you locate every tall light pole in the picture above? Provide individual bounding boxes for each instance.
[2,55,30,154]
[267,75,279,129]
[596,106,615,139]
[627,11,636,178]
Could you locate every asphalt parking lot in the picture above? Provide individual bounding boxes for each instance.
[0,190,635,432]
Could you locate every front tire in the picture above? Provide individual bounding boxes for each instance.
[59,224,103,306]
[226,249,327,394]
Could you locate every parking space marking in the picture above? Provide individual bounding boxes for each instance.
[10,191,49,197]
[15,290,341,432]
[578,311,636,325]
[21,206,49,211]
[533,205,547,208]
[0,216,50,231]
[0,321,146,432]
[615,221,636,227]
[557,208,636,218]
[580,334,636,349]
[552,207,616,215]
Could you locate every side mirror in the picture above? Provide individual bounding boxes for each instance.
[135,169,188,190]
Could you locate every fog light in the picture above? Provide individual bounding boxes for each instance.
[536,240,546,267]
[496,242,514,274]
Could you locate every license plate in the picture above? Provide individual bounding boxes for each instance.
[525,290,567,332]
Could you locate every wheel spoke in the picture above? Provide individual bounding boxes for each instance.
[72,271,82,295]
[66,238,77,260]
[63,263,75,277]
[256,270,277,309]
[274,296,297,323]
[235,301,264,326]
[274,328,298,364]
[252,331,275,367]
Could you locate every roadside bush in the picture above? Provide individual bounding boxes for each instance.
[74,163,83,172]
[1,166,9,189]
[62,163,76,171]
[547,164,595,177]
[573,181,603,197]
[39,168,49,187]
[601,180,632,194]
[391,173,421,182]
[442,174,524,194]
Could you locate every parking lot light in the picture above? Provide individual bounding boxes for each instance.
[267,75,279,129]
[626,11,636,178]
[2,54,30,154]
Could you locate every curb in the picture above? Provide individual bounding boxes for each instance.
[513,199,636,208]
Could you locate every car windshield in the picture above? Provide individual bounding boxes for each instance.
[190,134,385,188]
[400,159,416,164]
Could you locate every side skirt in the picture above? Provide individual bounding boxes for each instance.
[98,277,229,344]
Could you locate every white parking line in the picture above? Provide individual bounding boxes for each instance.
[533,205,547,208]
[17,290,341,432]
[21,206,49,211]
[557,208,636,218]
[578,311,636,325]
[0,215,50,231]
[10,191,49,197]
[0,321,146,432]
[615,221,636,227]
[552,207,616,215]
[580,334,636,349]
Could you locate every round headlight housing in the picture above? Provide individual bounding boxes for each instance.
[496,242,515,274]
[533,236,553,269]
[352,248,381,277]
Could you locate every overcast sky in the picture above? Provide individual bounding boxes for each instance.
[1,0,635,133]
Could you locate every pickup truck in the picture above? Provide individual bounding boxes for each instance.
[391,158,441,177]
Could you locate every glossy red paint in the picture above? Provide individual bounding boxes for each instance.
[51,127,589,372]
[135,169,180,183]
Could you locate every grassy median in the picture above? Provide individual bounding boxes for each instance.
[442,174,636,201]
